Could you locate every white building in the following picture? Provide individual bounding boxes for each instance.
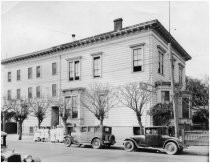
[1,18,192,141]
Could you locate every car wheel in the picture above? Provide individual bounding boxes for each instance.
[165,142,178,155]
[124,140,135,152]
[92,138,102,149]
[64,137,72,147]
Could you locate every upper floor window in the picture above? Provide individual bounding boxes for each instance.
[52,84,57,97]
[17,70,21,81]
[36,86,41,98]
[17,89,21,99]
[93,56,101,78]
[161,91,170,104]
[158,51,164,75]
[36,66,41,78]
[28,87,32,99]
[7,90,11,100]
[8,72,11,82]
[179,66,183,85]
[52,62,57,75]
[132,47,143,72]
[28,67,32,79]
[69,60,80,81]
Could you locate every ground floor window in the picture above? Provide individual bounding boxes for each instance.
[65,96,79,119]
[182,97,190,118]
[161,91,170,104]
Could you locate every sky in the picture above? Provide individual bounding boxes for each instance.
[1,1,209,79]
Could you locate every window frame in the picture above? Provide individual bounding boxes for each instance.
[158,51,164,75]
[52,62,57,75]
[17,89,21,99]
[52,84,57,97]
[179,65,184,86]
[28,67,33,79]
[7,90,11,100]
[8,72,11,82]
[65,95,79,119]
[130,43,145,73]
[36,66,41,78]
[17,70,21,81]
[91,52,103,78]
[161,91,170,104]
[36,86,41,98]
[66,56,82,82]
[28,87,33,99]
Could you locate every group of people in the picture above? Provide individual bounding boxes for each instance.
[33,125,64,143]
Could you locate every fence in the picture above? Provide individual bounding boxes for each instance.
[184,130,209,146]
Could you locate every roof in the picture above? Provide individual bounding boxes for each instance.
[1,19,192,65]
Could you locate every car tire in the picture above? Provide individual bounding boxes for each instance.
[124,140,135,152]
[92,138,102,149]
[64,137,72,147]
[165,142,178,155]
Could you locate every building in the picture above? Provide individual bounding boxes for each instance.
[1,18,192,141]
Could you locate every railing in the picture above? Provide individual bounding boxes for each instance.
[184,130,209,146]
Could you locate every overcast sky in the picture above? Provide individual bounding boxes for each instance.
[1,1,209,79]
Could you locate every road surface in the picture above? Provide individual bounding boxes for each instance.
[7,140,209,162]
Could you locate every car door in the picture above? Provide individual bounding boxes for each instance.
[145,128,160,147]
[87,126,95,142]
[80,126,88,143]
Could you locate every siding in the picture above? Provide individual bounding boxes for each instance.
[1,29,188,133]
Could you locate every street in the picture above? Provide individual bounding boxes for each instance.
[7,140,209,162]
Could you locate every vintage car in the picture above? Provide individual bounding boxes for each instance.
[1,131,41,162]
[123,126,186,155]
[64,125,116,149]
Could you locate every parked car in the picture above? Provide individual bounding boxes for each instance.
[64,125,116,149]
[123,126,186,155]
[1,131,41,162]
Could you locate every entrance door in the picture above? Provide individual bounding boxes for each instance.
[51,106,59,127]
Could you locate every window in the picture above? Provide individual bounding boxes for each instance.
[158,51,164,75]
[182,98,190,118]
[28,87,32,99]
[65,96,78,119]
[36,86,41,98]
[36,66,41,78]
[7,90,11,100]
[179,66,183,85]
[17,70,21,81]
[133,127,141,135]
[28,67,32,79]
[72,96,78,118]
[161,91,170,104]
[133,48,143,72]
[17,89,21,99]
[93,56,101,77]
[8,72,11,82]
[52,62,57,75]
[69,60,80,81]
[81,127,87,132]
[52,84,57,97]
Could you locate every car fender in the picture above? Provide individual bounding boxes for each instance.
[124,138,138,147]
[163,139,181,149]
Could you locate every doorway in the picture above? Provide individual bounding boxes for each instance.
[51,106,59,127]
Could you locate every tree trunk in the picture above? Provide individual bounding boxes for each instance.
[38,119,41,129]
[100,117,104,126]
[18,121,23,140]
[62,117,68,135]
[136,112,144,134]
[3,112,6,132]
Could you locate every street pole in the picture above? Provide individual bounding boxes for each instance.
[168,43,179,138]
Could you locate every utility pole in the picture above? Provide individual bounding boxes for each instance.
[168,43,179,138]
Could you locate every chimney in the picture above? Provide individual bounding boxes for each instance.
[72,34,75,41]
[113,18,123,31]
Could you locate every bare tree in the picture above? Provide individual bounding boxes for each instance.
[81,83,119,125]
[119,82,156,134]
[29,98,52,129]
[9,99,30,140]
[53,97,72,134]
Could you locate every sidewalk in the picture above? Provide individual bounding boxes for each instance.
[7,134,209,156]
